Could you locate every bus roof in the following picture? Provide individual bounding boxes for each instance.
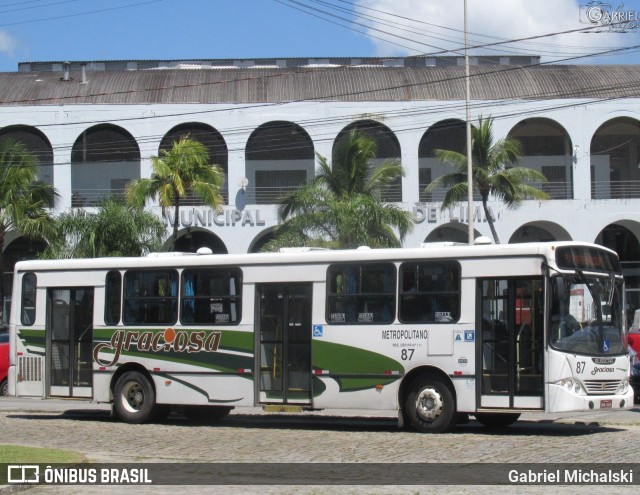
[13,241,618,273]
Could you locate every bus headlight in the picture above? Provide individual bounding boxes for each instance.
[616,378,629,395]
[557,378,585,395]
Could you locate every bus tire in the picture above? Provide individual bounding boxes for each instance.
[113,371,156,424]
[405,375,456,433]
[474,412,520,429]
[0,379,7,397]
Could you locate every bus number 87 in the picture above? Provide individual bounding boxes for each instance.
[401,348,415,360]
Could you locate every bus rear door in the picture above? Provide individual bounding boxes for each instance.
[47,288,93,398]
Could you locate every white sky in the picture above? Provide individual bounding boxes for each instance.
[354,0,638,63]
[0,31,17,58]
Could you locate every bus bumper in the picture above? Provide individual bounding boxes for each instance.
[548,384,635,413]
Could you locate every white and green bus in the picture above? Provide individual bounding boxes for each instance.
[8,241,634,432]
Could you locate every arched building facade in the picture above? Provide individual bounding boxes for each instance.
[2,56,640,323]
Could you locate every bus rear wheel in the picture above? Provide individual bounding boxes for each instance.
[114,371,156,424]
[405,375,456,433]
[474,412,520,429]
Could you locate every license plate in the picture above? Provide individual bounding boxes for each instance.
[600,400,612,408]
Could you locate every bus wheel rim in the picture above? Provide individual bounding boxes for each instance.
[415,387,443,422]
[122,382,144,412]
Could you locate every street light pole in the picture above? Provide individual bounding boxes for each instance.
[464,0,474,245]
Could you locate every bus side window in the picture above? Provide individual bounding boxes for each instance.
[21,273,37,326]
[123,270,178,325]
[181,268,242,325]
[326,263,395,324]
[399,261,461,323]
[105,271,122,325]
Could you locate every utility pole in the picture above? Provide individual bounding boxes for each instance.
[464,0,474,245]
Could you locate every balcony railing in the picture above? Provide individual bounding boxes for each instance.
[72,190,126,207]
[72,189,229,207]
[242,186,299,205]
[418,185,482,203]
[591,180,640,199]
[241,185,404,204]
[71,180,640,207]
[418,181,574,201]
[538,181,573,200]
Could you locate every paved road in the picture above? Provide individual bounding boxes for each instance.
[0,398,638,494]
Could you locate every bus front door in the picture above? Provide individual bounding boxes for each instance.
[47,288,94,398]
[257,283,312,405]
[477,278,544,409]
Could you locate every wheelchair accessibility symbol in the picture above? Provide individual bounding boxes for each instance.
[464,330,475,342]
[313,325,323,337]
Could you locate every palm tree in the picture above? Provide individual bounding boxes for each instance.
[426,116,549,244]
[126,136,224,250]
[0,138,57,319]
[267,130,413,250]
[41,198,165,259]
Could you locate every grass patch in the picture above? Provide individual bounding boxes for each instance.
[0,444,85,464]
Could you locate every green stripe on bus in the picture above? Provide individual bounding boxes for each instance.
[312,340,404,375]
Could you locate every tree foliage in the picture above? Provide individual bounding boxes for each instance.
[0,138,57,317]
[426,116,549,243]
[126,136,224,249]
[41,198,165,259]
[0,138,57,244]
[264,130,413,251]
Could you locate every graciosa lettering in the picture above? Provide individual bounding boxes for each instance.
[93,328,222,367]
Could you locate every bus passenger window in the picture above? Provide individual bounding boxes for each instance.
[105,271,121,325]
[123,270,178,325]
[21,273,37,326]
[326,263,395,324]
[181,268,242,325]
[399,261,461,323]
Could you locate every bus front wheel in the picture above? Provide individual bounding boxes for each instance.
[114,371,156,424]
[405,375,456,433]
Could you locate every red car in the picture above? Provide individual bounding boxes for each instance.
[0,332,8,396]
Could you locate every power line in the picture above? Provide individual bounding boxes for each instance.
[0,0,165,27]
[0,0,78,15]
[275,0,631,60]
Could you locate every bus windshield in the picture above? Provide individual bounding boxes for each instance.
[549,273,625,356]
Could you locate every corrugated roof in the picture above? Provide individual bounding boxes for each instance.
[0,64,638,106]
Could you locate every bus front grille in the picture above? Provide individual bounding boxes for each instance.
[583,379,620,395]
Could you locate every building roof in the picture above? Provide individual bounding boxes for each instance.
[1,59,639,106]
